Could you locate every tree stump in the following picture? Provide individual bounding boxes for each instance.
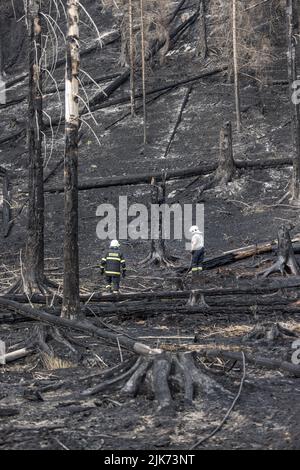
[195,121,235,199]
[258,226,300,277]
[140,173,178,267]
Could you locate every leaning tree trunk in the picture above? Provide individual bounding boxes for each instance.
[286,0,300,203]
[62,0,80,319]
[259,226,300,277]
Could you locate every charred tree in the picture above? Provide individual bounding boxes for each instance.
[140,173,178,267]
[129,0,136,116]
[259,226,300,277]
[195,121,235,198]
[62,0,80,319]
[0,166,11,237]
[195,0,208,60]
[8,1,55,295]
[140,0,147,144]
[286,0,300,203]
[232,0,241,133]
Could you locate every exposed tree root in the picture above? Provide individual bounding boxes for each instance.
[80,352,231,413]
[258,226,300,278]
[15,324,81,363]
[7,276,58,297]
[243,322,299,343]
[140,241,178,268]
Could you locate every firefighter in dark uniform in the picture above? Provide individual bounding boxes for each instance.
[100,240,126,293]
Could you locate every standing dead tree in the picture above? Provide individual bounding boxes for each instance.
[194,121,235,199]
[258,226,300,277]
[286,0,300,203]
[0,166,11,237]
[140,173,178,267]
[194,0,208,60]
[232,0,241,132]
[8,0,55,295]
[62,0,81,319]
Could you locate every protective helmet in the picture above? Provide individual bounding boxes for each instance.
[110,240,120,248]
[189,225,201,234]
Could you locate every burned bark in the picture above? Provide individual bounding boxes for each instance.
[8,1,55,295]
[195,121,235,198]
[194,0,208,60]
[0,166,11,237]
[140,173,178,267]
[258,226,300,277]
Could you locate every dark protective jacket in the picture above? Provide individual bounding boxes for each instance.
[100,248,126,276]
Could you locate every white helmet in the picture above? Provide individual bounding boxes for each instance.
[110,239,120,248]
[189,225,201,234]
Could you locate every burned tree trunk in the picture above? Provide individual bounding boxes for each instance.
[0,166,11,237]
[286,0,300,203]
[232,0,241,133]
[62,0,80,319]
[129,0,136,116]
[8,1,55,295]
[195,0,208,60]
[215,121,235,185]
[140,173,178,267]
[195,121,235,198]
[259,226,300,277]
[140,0,147,144]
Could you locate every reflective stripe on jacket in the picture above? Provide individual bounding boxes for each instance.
[100,248,126,276]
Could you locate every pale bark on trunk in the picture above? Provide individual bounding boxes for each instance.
[62,0,80,319]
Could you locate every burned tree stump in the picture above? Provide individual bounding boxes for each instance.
[243,322,299,343]
[258,226,300,277]
[140,173,178,267]
[80,351,231,413]
[195,121,235,198]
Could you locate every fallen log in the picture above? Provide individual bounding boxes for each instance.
[3,276,300,305]
[199,348,300,378]
[0,297,160,355]
[45,156,294,193]
[0,407,20,417]
[2,348,33,363]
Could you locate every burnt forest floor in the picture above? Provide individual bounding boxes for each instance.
[0,0,300,450]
